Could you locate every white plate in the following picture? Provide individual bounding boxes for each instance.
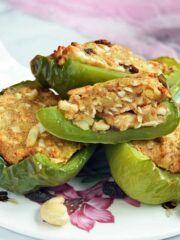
[0,42,179,240]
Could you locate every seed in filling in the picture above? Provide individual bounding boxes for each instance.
[0,85,81,164]
[133,125,180,173]
[58,73,171,132]
[51,40,168,74]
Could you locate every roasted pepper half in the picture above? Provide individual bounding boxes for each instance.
[31,40,163,97]
[0,81,95,193]
[37,73,179,144]
[37,101,178,144]
[106,124,180,204]
[0,146,95,194]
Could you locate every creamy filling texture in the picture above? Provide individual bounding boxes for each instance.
[58,74,170,132]
[0,86,81,164]
[51,40,167,74]
[133,125,180,173]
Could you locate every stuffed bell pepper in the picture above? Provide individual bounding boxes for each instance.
[106,124,180,204]
[31,40,165,97]
[0,81,95,194]
[37,73,179,144]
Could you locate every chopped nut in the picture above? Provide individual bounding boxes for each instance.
[74,119,92,130]
[147,141,155,149]
[110,107,118,113]
[124,87,133,93]
[25,89,38,100]
[38,123,46,134]
[40,196,69,226]
[57,142,63,147]
[142,121,159,127]
[137,107,142,114]
[58,101,78,113]
[157,107,167,116]
[117,90,126,98]
[132,81,140,86]
[38,138,46,148]
[92,120,110,131]
[137,115,143,123]
[10,126,21,133]
[26,124,40,147]
[121,97,133,103]
[15,93,22,99]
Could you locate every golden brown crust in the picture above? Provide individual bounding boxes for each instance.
[0,86,81,164]
[51,40,166,74]
[133,125,180,173]
[58,73,170,131]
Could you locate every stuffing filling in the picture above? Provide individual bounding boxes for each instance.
[0,85,81,164]
[58,74,171,132]
[133,125,180,173]
[51,39,167,74]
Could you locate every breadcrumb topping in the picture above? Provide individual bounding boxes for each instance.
[58,74,170,132]
[0,85,81,164]
[51,40,167,74]
[133,125,180,173]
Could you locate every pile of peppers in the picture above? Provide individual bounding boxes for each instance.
[0,43,179,204]
[32,54,179,144]
[31,51,180,204]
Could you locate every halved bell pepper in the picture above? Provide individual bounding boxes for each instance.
[31,56,128,98]
[0,146,95,194]
[37,101,179,144]
[0,81,96,193]
[106,143,180,204]
[105,58,180,204]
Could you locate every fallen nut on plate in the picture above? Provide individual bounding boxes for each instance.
[40,196,69,226]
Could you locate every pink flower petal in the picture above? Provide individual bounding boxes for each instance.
[88,197,114,209]
[51,184,79,199]
[78,182,104,200]
[124,197,141,207]
[83,203,115,223]
[62,186,80,199]
[70,208,95,232]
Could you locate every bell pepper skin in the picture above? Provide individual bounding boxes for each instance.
[106,143,180,204]
[31,55,129,98]
[153,57,180,102]
[0,145,95,194]
[0,80,41,95]
[37,101,179,144]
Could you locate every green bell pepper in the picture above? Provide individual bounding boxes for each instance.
[0,81,96,193]
[30,56,129,98]
[106,143,180,204]
[0,146,95,194]
[153,57,180,102]
[37,101,179,144]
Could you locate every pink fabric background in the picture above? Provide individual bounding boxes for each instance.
[9,0,180,59]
